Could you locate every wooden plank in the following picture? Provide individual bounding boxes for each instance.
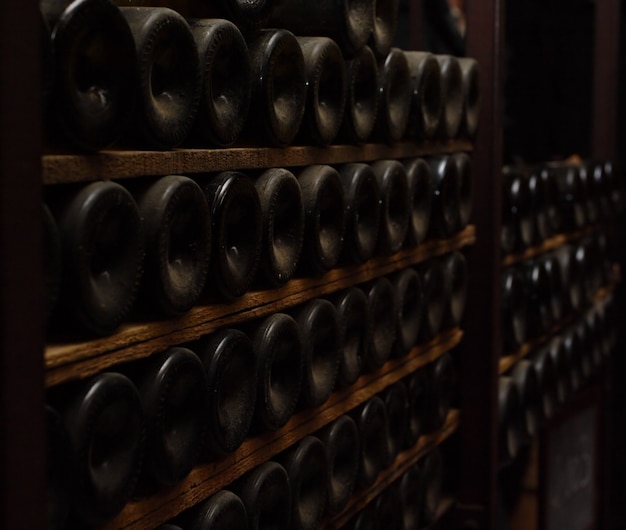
[103,330,462,530]
[43,140,473,184]
[327,412,459,529]
[45,226,476,386]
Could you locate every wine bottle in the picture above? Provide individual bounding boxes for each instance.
[403,157,433,247]
[254,168,305,286]
[278,436,328,530]
[364,277,397,369]
[398,464,423,530]
[124,347,209,487]
[40,0,137,151]
[554,164,586,231]
[429,155,461,238]
[202,171,262,299]
[524,260,552,338]
[421,449,444,525]
[43,203,62,319]
[294,298,341,408]
[190,19,251,147]
[502,266,528,353]
[234,461,292,530]
[297,165,346,275]
[352,396,390,488]
[404,51,442,140]
[404,367,427,448]
[48,181,144,336]
[502,167,533,250]
[457,57,480,139]
[249,313,303,432]
[380,381,409,466]
[120,7,201,148]
[134,175,212,316]
[373,482,403,530]
[216,0,275,29]
[369,0,399,58]
[531,346,559,422]
[186,490,248,530]
[562,329,583,393]
[510,359,542,438]
[419,259,446,342]
[578,164,598,225]
[498,377,527,466]
[575,320,594,383]
[340,45,379,143]
[346,502,378,530]
[45,406,73,530]
[441,251,468,330]
[556,245,583,314]
[527,168,550,244]
[390,268,424,356]
[542,253,565,323]
[422,353,456,433]
[375,48,412,143]
[454,152,473,230]
[245,29,306,146]
[338,163,382,264]
[268,0,374,56]
[194,328,257,455]
[49,372,144,524]
[371,159,411,254]
[539,166,562,236]
[317,415,360,514]
[434,55,463,140]
[331,287,370,388]
[296,37,347,145]
[547,337,570,405]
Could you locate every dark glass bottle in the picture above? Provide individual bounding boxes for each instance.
[278,436,328,530]
[268,0,374,56]
[40,0,137,151]
[186,490,247,530]
[542,253,565,323]
[369,0,399,58]
[502,266,528,353]
[338,163,381,264]
[562,330,584,394]
[364,277,397,370]
[234,461,292,530]
[134,175,212,316]
[371,159,411,254]
[556,245,583,314]
[374,482,403,530]
[44,203,62,319]
[528,169,550,244]
[255,168,305,287]
[331,287,370,387]
[317,415,360,514]
[532,347,559,422]
[194,328,257,455]
[539,166,562,236]
[421,449,444,525]
[45,406,73,530]
[297,165,346,275]
[403,157,434,247]
[441,251,468,330]
[127,347,209,487]
[524,260,552,338]
[48,181,144,336]
[346,502,378,530]
[404,51,442,141]
[190,19,251,147]
[216,0,275,29]
[352,396,390,488]
[554,164,586,231]
[419,259,447,342]
[375,48,412,143]
[498,377,527,467]
[245,29,306,147]
[294,298,341,408]
[249,313,303,432]
[422,353,456,433]
[297,37,347,145]
[340,46,379,143]
[454,152,473,230]
[404,367,427,448]
[391,268,424,356]
[398,464,423,530]
[434,55,463,140]
[506,172,537,252]
[511,359,542,438]
[202,171,262,299]
[547,337,571,405]
[380,381,409,466]
[457,57,480,139]
[429,155,461,239]
[49,372,144,524]
[120,7,201,148]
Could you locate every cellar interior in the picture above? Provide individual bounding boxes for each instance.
[1,0,624,529]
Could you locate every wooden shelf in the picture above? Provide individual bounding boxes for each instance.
[43,140,473,184]
[102,329,462,530]
[45,226,476,387]
[325,410,460,529]
[502,226,597,268]
[498,279,618,375]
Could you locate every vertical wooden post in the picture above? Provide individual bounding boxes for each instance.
[592,0,621,160]
[0,0,46,527]
[457,0,505,528]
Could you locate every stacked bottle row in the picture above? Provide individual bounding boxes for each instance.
[498,296,616,466]
[44,155,472,337]
[46,353,456,528]
[40,0,480,151]
[501,235,613,354]
[501,160,624,254]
